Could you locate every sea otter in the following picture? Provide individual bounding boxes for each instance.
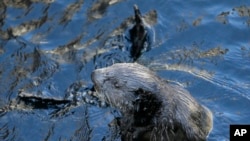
[91,63,213,141]
[127,5,154,61]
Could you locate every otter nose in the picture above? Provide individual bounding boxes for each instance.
[91,69,105,85]
[91,70,98,84]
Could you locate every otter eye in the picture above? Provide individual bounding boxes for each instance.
[114,81,120,88]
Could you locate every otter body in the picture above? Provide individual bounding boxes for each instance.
[91,63,213,141]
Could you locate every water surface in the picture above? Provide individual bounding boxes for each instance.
[0,0,250,140]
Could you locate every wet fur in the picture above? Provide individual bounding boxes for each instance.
[91,63,213,141]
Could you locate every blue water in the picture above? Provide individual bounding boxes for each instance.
[0,0,250,140]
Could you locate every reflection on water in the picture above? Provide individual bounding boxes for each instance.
[0,0,250,140]
[87,0,123,21]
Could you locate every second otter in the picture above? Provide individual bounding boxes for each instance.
[127,5,154,61]
[91,63,213,141]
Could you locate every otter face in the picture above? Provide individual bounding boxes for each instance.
[91,63,160,113]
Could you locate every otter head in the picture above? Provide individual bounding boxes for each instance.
[91,63,161,114]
